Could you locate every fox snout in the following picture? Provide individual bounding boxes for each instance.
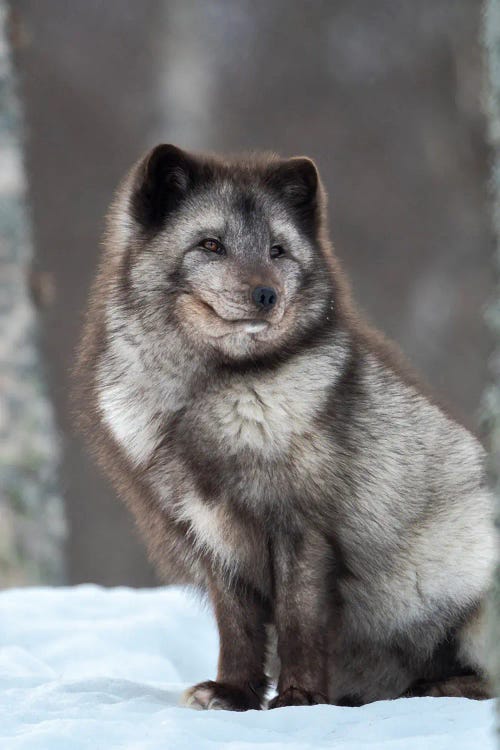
[207,277,281,321]
[252,285,278,311]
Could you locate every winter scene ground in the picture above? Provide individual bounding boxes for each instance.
[0,585,496,750]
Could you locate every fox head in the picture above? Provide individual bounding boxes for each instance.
[106,144,339,363]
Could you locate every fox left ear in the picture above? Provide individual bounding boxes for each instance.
[267,157,319,223]
[131,144,198,230]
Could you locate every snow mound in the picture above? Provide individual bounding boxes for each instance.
[0,585,495,749]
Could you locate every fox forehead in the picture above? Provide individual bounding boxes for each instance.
[150,182,310,260]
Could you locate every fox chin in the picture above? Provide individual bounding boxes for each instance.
[76,143,495,710]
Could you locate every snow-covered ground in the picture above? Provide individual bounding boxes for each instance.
[0,585,495,750]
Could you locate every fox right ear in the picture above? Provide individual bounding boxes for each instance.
[130,144,197,230]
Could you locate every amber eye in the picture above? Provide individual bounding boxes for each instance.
[200,238,225,255]
[270,245,286,259]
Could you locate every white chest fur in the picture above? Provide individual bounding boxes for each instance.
[98,315,346,467]
[205,349,339,455]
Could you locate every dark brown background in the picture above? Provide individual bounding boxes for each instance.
[12,0,492,586]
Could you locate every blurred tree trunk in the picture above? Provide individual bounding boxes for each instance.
[0,2,65,585]
[484,0,500,710]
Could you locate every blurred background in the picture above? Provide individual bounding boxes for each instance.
[1,0,493,587]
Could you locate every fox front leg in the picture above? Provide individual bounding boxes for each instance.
[182,576,271,711]
[269,531,332,708]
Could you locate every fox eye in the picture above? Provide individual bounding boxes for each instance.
[270,244,286,259]
[199,238,225,255]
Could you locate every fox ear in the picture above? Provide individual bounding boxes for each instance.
[131,144,198,229]
[267,157,319,224]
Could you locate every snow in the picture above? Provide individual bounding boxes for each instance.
[0,585,496,750]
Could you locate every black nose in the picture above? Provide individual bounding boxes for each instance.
[252,286,278,310]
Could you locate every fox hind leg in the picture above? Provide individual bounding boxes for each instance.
[404,673,491,699]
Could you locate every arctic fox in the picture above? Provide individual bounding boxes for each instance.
[76,144,495,709]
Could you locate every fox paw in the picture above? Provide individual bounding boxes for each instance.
[268,686,328,708]
[181,680,262,711]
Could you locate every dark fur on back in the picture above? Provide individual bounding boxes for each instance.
[76,145,495,709]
